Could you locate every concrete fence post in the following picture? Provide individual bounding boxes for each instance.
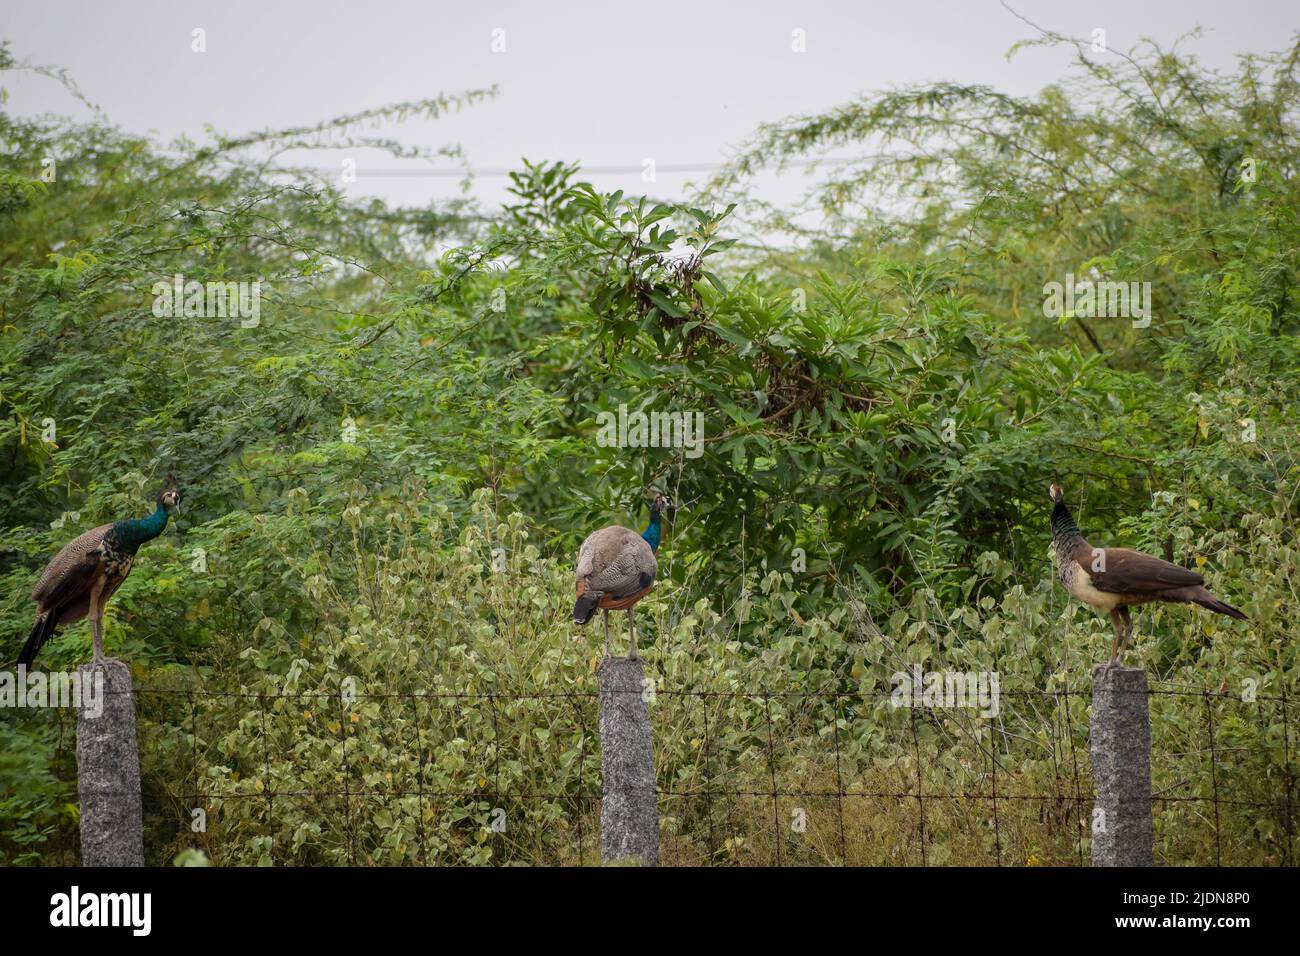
[1089,665,1153,866]
[598,656,659,866]
[76,659,145,867]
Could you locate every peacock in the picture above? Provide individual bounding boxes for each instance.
[573,493,671,659]
[19,478,183,669]
[1049,483,1245,668]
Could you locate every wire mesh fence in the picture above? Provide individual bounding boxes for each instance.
[12,676,1295,866]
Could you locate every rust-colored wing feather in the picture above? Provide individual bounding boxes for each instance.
[1087,547,1203,595]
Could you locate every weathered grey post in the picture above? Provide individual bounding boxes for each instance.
[1089,665,1153,866]
[76,659,145,866]
[598,656,659,866]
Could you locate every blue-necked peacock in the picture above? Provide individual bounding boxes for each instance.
[573,493,671,659]
[19,478,183,669]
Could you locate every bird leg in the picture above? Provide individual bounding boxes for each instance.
[603,610,611,658]
[1115,606,1134,662]
[627,608,638,660]
[1106,609,1124,671]
[1103,607,1136,672]
[90,597,107,671]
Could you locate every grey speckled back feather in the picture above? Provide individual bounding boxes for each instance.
[32,524,111,602]
[576,526,656,599]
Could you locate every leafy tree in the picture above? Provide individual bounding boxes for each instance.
[0,29,1296,864]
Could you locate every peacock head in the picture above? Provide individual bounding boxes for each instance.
[158,474,183,515]
[651,492,672,517]
[1048,483,1064,504]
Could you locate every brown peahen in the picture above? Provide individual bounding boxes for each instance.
[573,493,670,659]
[19,478,183,669]
[1049,483,1245,669]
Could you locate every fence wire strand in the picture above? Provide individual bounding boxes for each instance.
[34,679,1299,866]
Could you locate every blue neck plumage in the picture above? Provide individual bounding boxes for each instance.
[641,507,662,553]
[116,504,169,552]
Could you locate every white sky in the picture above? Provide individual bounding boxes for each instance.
[4,0,1297,212]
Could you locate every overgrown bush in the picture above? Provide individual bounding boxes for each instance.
[1,30,1296,865]
[120,491,1295,865]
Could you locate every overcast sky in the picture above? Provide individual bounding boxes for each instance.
[4,0,1297,211]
